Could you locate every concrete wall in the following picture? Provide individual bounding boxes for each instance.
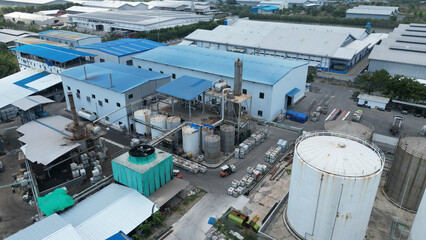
[133,57,307,120]
[369,59,426,80]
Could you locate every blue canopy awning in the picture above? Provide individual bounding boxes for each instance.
[286,88,300,97]
[156,75,212,101]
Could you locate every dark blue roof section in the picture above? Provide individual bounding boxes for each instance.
[60,62,170,93]
[134,46,308,86]
[156,75,212,100]
[12,44,95,63]
[76,39,166,57]
[14,72,49,92]
[286,88,300,97]
[106,231,132,240]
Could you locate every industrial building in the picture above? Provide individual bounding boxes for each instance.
[6,183,158,240]
[65,6,110,15]
[13,44,95,74]
[76,39,166,65]
[68,10,214,32]
[4,12,57,26]
[357,94,390,110]
[39,30,102,49]
[0,0,68,7]
[0,29,37,47]
[369,23,426,80]
[14,37,68,47]
[60,62,170,129]
[81,1,149,10]
[250,5,279,14]
[286,131,384,239]
[145,1,213,14]
[346,5,399,20]
[184,19,387,73]
[133,45,308,120]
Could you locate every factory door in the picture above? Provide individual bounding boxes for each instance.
[285,95,292,109]
[96,25,104,31]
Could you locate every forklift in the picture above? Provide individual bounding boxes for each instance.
[220,164,236,177]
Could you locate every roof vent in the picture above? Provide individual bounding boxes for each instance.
[128,144,156,164]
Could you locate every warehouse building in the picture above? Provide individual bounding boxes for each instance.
[39,30,102,49]
[250,5,280,14]
[13,44,95,74]
[346,5,399,20]
[81,1,149,10]
[0,0,68,7]
[15,37,68,47]
[65,6,110,14]
[185,19,387,73]
[4,12,57,26]
[69,10,213,32]
[0,29,37,47]
[369,23,426,80]
[133,45,308,120]
[76,39,166,65]
[60,62,170,129]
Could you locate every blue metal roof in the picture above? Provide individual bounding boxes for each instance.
[258,5,279,11]
[106,231,132,240]
[286,88,300,97]
[60,62,170,93]
[133,46,308,85]
[156,75,212,100]
[12,44,95,63]
[76,39,166,57]
[39,30,99,41]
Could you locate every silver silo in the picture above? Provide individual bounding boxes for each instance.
[220,124,235,153]
[204,134,221,164]
[385,137,426,211]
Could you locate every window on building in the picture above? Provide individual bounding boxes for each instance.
[86,96,91,102]
[160,71,164,74]
[77,89,80,93]
[119,121,123,126]
[100,59,105,62]
[92,94,96,99]
[138,66,141,69]
[243,89,247,94]
[98,100,103,106]
[105,98,109,103]
[76,92,80,99]
[259,92,264,99]
[105,116,109,121]
[172,73,176,79]
[258,110,263,117]
[128,94,133,99]
[149,68,152,71]
[116,102,121,107]
[126,60,133,66]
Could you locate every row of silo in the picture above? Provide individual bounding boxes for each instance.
[286,131,384,240]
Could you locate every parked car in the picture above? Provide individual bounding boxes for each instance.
[401,109,408,115]
[414,109,422,117]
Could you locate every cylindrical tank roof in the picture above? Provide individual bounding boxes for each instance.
[324,120,373,140]
[150,114,167,122]
[134,109,151,117]
[296,131,384,177]
[167,116,180,123]
[399,137,426,159]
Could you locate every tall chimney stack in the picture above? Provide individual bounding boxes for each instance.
[67,92,85,140]
[234,58,243,96]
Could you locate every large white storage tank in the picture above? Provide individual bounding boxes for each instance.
[166,116,181,142]
[134,109,151,135]
[286,131,384,240]
[150,114,167,139]
[182,124,200,155]
[409,189,426,240]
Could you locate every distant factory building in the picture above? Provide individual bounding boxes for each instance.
[0,0,68,7]
[346,5,399,20]
[68,10,213,32]
[0,29,37,47]
[250,5,279,14]
[133,45,308,120]
[185,19,387,74]
[60,62,170,129]
[237,0,323,8]
[146,1,213,14]
[15,37,68,47]
[81,1,149,10]
[369,23,426,80]
[4,12,57,26]
[39,30,102,49]
[12,44,95,74]
[65,6,110,15]
[76,39,166,65]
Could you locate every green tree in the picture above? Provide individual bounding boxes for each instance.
[0,44,19,78]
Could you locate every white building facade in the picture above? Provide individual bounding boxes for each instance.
[133,46,308,120]
[39,30,102,49]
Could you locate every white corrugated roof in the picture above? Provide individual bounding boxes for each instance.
[296,135,383,177]
[5,12,55,21]
[5,214,82,240]
[17,115,80,165]
[358,94,390,103]
[60,183,158,240]
[65,6,110,13]
[333,33,388,59]
[0,69,61,109]
[11,95,54,111]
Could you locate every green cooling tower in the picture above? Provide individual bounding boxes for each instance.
[112,144,173,197]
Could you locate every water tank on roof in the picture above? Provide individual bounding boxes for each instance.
[286,131,384,240]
